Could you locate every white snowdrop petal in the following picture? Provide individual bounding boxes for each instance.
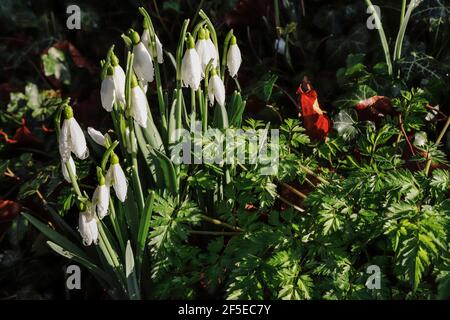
[208,84,215,106]
[113,65,126,105]
[61,156,76,183]
[141,29,150,51]
[100,76,115,112]
[93,184,110,219]
[112,164,128,202]
[68,118,89,160]
[87,127,106,146]
[133,42,154,83]
[211,75,225,107]
[206,39,218,67]
[155,35,164,64]
[181,49,202,90]
[59,120,71,161]
[131,86,148,128]
[227,44,242,78]
[78,210,98,246]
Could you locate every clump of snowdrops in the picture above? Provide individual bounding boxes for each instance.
[23,8,246,299]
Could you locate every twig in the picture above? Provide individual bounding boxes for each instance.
[280,182,307,199]
[298,163,329,185]
[200,214,242,231]
[189,230,241,236]
[277,195,305,213]
[398,114,416,156]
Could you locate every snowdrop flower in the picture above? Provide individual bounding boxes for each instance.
[414,131,427,147]
[106,153,128,202]
[61,156,76,183]
[208,68,225,107]
[141,28,164,64]
[87,127,106,147]
[59,105,89,161]
[100,67,115,112]
[130,75,148,128]
[274,37,286,55]
[92,176,110,220]
[181,33,202,90]
[111,54,126,105]
[425,105,439,121]
[195,28,218,75]
[131,31,154,83]
[227,36,242,78]
[78,204,98,246]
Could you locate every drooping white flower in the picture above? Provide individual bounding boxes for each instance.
[141,29,164,64]
[131,31,154,83]
[61,156,76,183]
[130,75,148,128]
[100,67,115,112]
[274,38,286,55]
[208,69,226,107]
[425,105,440,121]
[87,127,106,147]
[59,106,89,161]
[181,34,202,90]
[111,56,126,105]
[106,154,128,202]
[92,182,110,220]
[195,28,218,74]
[78,205,98,246]
[414,131,427,147]
[227,36,242,78]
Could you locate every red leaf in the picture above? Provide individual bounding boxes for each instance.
[52,41,96,75]
[296,80,330,140]
[12,119,42,147]
[355,96,398,123]
[0,200,21,221]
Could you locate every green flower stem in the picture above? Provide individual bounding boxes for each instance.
[139,7,167,134]
[97,222,127,291]
[176,20,190,82]
[364,0,393,75]
[108,198,126,255]
[394,0,420,61]
[197,89,207,132]
[400,0,407,26]
[129,122,145,212]
[65,161,82,198]
[154,62,168,134]
[221,30,234,80]
[425,116,450,176]
[101,141,120,172]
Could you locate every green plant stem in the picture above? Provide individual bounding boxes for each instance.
[221,30,234,80]
[400,0,407,26]
[394,0,420,61]
[425,116,450,176]
[365,0,393,75]
[65,161,82,198]
[108,198,125,255]
[154,62,167,134]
